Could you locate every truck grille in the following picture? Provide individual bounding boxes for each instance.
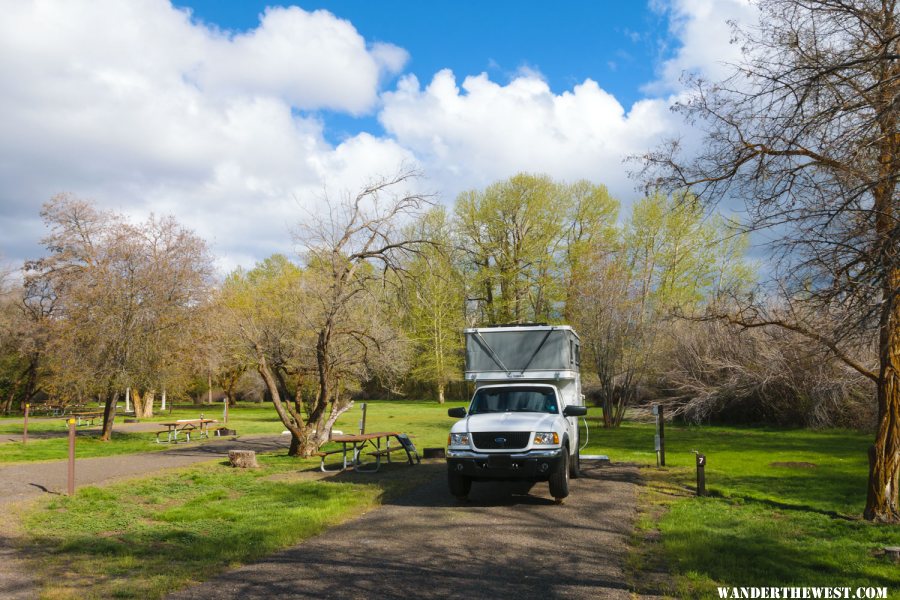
[472,431,530,450]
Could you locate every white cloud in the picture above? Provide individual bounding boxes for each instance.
[197,6,408,114]
[379,70,681,201]
[0,0,411,271]
[0,0,757,274]
[646,0,758,93]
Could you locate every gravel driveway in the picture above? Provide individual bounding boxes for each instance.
[168,460,642,600]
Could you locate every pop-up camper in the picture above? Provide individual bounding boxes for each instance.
[446,324,587,501]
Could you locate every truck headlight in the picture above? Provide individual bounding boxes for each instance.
[448,433,470,447]
[533,432,559,445]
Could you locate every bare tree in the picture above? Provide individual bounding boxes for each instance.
[571,251,645,427]
[639,0,900,521]
[663,317,875,427]
[27,195,212,438]
[226,169,430,457]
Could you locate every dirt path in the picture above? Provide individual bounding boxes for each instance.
[167,460,643,600]
[0,435,290,506]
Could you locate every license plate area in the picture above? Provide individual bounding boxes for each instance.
[487,454,513,468]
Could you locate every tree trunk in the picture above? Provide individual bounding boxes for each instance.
[254,345,340,458]
[866,272,900,522]
[100,389,118,441]
[867,83,900,521]
[437,382,445,405]
[131,389,154,419]
[0,379,19,414]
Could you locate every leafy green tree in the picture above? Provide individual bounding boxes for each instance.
[455,174,618,325]
[574,192,753,427]
[402,207,465,403]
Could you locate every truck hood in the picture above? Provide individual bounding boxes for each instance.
[463,412,560,432]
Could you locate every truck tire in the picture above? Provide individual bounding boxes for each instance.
[549,449,570,500]
[569,445,581,479]
[448,470,471,499]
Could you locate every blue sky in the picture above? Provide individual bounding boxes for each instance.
[179,1,673,102]
[0,0,754,272]
[176,1,676,143]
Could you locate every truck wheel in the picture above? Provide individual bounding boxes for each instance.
[569,445,581,479]
[448,470,471,499]
[549,450,570,500]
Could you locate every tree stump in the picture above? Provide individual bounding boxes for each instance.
[885,547,900,563]
[228,450,258,468]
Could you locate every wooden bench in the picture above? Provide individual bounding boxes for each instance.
[314,447,353,472]
[155,429,193,443]
[367,434,420,465]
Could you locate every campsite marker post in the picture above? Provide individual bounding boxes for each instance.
[694,451,706,496]
[358,403,367,435]
[67,418,76,495]
[23,403,29,444]
[653,404,666,467]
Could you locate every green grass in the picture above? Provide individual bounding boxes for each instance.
[22,454,396,600]
[584,418,900,598]
[0,400,464,464]
[0,432,178,462]
[0,406,284,464]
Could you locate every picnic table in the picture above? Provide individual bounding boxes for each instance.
[67,411,104,426]
[155,418,217,443]
[317,431,420,473]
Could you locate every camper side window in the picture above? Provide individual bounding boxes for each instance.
[575,343,581,367]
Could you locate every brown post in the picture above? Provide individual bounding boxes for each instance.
[223,396,229,424]
[23,403,29,445]
[67,418,76,495]
[696,452,706,497]
[659,405,666,467]
[358,402,367,435]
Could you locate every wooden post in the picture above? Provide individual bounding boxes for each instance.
[67,418,76,495]
[161,389,166,411]
[695,452,706,497]
[223,396,229,424]
[23,403,29,445]
[358,402,367,435]
[125,387,130,412]
[658,405,666,467]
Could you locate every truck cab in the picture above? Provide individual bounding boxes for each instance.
[447,325,587,501]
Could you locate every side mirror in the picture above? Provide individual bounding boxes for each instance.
[563,405,587,417]
[448,407,467,418]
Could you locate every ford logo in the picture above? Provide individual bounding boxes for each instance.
[494,437,507,444]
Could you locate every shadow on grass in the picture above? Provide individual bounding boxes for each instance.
[659,497,900,594]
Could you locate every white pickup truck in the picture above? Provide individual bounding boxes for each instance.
[446,325,587,501]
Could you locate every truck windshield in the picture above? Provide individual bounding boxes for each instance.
[469,387,558,415]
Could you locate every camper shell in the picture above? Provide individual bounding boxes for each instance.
[464,325,582,406]
[446,324,586,501]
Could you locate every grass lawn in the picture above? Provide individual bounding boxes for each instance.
[583,418,900,598]
[0,400,466,464]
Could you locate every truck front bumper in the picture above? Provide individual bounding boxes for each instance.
[446,448,565,481]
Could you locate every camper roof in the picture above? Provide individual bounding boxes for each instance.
[464,324,580,339]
